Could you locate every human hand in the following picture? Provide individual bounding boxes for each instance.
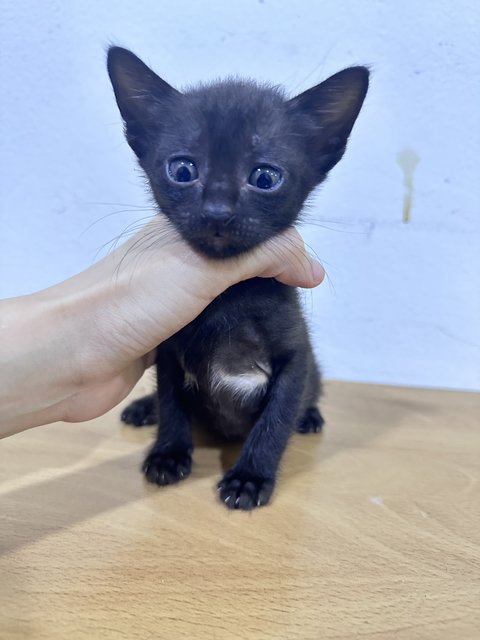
[0,217,324,435]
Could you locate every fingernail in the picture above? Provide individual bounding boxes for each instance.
[311,259,325,283]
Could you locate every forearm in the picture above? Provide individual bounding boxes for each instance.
[0,293,78,435]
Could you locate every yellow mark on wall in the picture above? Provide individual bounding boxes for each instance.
[396,148,420,223]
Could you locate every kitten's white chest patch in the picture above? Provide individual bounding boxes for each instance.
[184,370,198,390]
[210,362,271,403]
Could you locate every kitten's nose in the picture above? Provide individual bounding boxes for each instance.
[201,202,235,225]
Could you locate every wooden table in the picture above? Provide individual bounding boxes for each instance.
[1,379,479,639]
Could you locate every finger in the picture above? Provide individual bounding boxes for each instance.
[240,228,325,289]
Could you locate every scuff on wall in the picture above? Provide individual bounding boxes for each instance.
[397,148,420,223]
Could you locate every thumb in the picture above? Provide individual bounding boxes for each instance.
[236,228,325,288]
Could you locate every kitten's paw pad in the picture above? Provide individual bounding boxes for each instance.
[217,471,275,510]
[121,397,157,427]
[142,450,192,486]
[297,406,324,434]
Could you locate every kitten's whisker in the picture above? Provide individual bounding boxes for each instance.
[301,241,322,263]
[266,236,311,282]
[113,231,161,282]
[270,234,332,292]
[278,238,310,273]
[301,221,366,235]
[109,216,163,245]
[85,201,157,208]
[288,42,338,94]
[113,220,179,282]
[93,217,159,261]
[83,211,156,236]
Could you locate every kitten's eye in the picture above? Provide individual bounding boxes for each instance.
[167,158,198,183]
[248,166,282,190]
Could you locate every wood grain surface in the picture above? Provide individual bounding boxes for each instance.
[1,378,479,639]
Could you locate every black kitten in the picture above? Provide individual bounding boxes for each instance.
[107,47,368,509]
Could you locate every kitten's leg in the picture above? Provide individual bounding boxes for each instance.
[218,353,307,510]
[142,345,193,486]
[296,406,324,433]
[121,393,157,426]
[296,360,324,433]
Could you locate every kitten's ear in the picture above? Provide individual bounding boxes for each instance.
[289,66,369,177]
[107,46,179,159]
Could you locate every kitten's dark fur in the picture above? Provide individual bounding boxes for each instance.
[107,47,368,509]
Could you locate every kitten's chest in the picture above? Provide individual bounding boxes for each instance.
[173,279,278,409]
[178,317,272,408]
[165,278,306,437]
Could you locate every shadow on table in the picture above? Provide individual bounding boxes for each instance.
[0,382,427,555]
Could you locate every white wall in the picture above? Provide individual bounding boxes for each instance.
[1,0,479,390]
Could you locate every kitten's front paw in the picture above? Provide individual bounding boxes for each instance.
[296,406,324,434]
[142,449,192,486]
[121,395,157,427]
[217,470,275,510]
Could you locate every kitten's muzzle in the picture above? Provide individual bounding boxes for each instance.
[201,202,236,228]
[194,203,246,257]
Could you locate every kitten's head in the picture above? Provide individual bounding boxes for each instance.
[107,47,368,258]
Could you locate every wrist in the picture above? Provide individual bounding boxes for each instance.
[0,293,79,432]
